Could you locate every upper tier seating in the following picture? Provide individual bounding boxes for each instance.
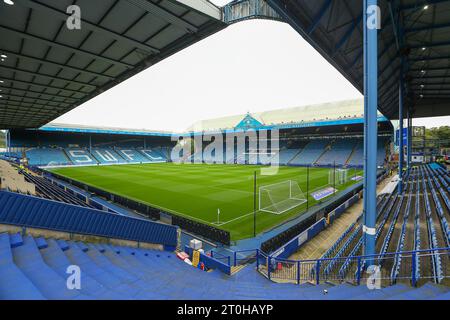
[377,143,387,167]
[0,152,22,160]
[272,148,301,165]
[317,139,357,166]
[26,148,71,166]
[345,138,387,167]
[21,171,93,208]
[347,141,363,166]
[290,140,329,165]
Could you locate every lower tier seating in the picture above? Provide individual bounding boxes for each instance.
[26,148,71,166]
[321,164,450,286]
[24,147,170,166]
[0,232,448,300]
[20,171,94,209]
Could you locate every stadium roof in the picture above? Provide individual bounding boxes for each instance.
[33,99,389,136]
[268,0,450,119]
[38,122,173,136]
[0,0,226,129]
[187,99,388,132]
[3,0,449,130]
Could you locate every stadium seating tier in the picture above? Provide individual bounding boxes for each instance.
[1,231,448,300]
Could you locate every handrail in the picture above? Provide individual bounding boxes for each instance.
[225,246,450,265]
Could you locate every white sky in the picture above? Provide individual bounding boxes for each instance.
[52,0,450,132]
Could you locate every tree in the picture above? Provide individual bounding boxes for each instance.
[425,126,450,148]
[0,131,5,149]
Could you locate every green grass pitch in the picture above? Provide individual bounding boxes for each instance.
[49,163,363,240]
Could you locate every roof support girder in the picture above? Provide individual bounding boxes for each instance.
[399,0,449,11]
[409,55,450,62]
[405,22,450,33]
[0,97,66,109]
[0,85,78,102]
[306,0,332,34]
[0,92,71,106]
[0,77,90,97]
[125,0,198,33]
[410,41,450,49]
[0,49,114,81]
[332,13,363,57]
[14,0,160,54]
[0,65,97,90]
[0,25,133,69]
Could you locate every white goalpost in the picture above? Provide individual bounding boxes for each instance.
[259,180,307,214]
[328,168,350,186]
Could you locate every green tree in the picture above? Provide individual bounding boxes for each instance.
[0,131,5,148]
[425,126,450,148]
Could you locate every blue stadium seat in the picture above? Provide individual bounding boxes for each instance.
[139,149,166,162]
[65,148,98,165]
[90,148,127,164]
[317,139,357,166]
[290,140,329,165]
[116,148,150,163]
[0,233,45,300]
[11,235,87,299]
[26,148,72,166]
[0,231,448,300]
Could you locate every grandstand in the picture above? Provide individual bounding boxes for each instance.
[4,97,445,300]
[317,139,358,166]
[0,0,449,302]
[6,99,392,169]
[263,164,450,289]
[0,100,390,242]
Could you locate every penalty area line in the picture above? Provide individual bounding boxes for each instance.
[213,209,259,226]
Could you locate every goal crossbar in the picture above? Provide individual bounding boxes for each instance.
[259,180,307,215]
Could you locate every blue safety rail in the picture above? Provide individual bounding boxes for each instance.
[209,249,231,266]
[263,247,450,286]
[0,191,178,248]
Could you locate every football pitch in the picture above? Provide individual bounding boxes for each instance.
[49,163,363,240]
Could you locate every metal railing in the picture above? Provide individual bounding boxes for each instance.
[210,250,231,266]
[256,247,449,286]
[234,249,259,267]
[205,246,449,287]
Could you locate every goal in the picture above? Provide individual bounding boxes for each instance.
[259,180,307,214]
[328,168,349,186]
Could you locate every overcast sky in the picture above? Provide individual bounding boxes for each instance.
[52,0,449,132]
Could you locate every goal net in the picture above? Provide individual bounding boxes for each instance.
[259,180,307,214]
[328,168,349,186]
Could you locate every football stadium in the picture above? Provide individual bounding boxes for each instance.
[0,0,449,303]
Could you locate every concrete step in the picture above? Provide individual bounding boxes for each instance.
[388,283,449,300]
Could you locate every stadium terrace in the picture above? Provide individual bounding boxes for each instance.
[0,0,449,302]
